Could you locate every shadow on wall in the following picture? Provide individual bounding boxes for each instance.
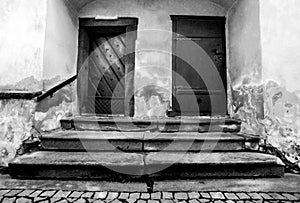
[231,78,300,165]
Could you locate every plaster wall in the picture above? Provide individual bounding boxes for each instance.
[0,0,47,91]
[227,0,300,164]
[227,0,264,133]
[80,0,226,118]
[43,0,79,89]
[260,0,300,164]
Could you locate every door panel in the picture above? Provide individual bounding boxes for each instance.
[172,17,227,116]
[87,35,126,115]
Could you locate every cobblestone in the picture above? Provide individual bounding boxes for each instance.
[162,192,173,199]
[224,193,239,200]
[210,192,225,199]
[188,192,200,199]
[140,193,150,199]
[151,192,161,200]
[119,192,129,199]
[106,192,119,200]
[174,192,188,200]
[200,193,210,199]
[0,189,299,203]
[235,193,250,200]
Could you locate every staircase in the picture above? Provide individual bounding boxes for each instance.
[9,116,285,180]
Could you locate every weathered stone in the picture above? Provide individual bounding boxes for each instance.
[81,192,94,198]
[200,193,211,199]
[188,199,199,203]
[16,197,32,203]
[73,198,86,203]
[281,193,298,200]
[174,193,188,200]
[126,199,137,203]
[210,192,225,200]
[94,192,108,199]
[53,190,71,198]
[33,197,48,202]
[247,193,262,199]
[188,192,200,199]
[224,193,239,200]
[29,190,43,197]
[106,192,119,200]
[151,192,161,199]
[17,190,35,197]
[2,197,16,203]
[130,193,140,199]
[0,190,10,196]
[4,189,23,196]
[268,193,286,200]
[111,199,122,203]
[68,191,84,198]
[93,199,105,203]
[140,193,150,199]
[162,192,173,199]
[161,200,175,203]
[258,193,273,200]
[49,197,61,202]
[40,191,57,197]
[147,200,159,203]
[137,200,147,203]
[236,193,250,200]
[198,199,209,203]
[55,199,68,203]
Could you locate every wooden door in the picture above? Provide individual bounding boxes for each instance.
[171,16,227,116]
[88,33,126,115]
[77,18,138,116]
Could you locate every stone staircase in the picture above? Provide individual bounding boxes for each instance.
[9,116,285,180]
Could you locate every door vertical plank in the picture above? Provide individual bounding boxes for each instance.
[77,28,90,114]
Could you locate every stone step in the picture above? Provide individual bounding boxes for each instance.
[9,151,285,180]
[60,117,241,133]
[41,131,259,152]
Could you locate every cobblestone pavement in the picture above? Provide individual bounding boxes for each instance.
[0,189,299,203]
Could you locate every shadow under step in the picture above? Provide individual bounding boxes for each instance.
[9,151,285,180]
[60,117,241,133]
[41,131,260,152]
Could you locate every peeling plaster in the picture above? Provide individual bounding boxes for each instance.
[229,78,300,165]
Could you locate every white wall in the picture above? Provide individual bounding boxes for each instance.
[0,0,47,91]
[227,0,262,87]
[42,0,79,89]
[260,0,300,92]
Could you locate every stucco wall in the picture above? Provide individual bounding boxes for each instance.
[43,0,78,89]
[227,0,300,164]
[260,0,300,164]
[0,0,47,91]
[80,0,226,118]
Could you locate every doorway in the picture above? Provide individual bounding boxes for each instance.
[77,18,138,117]
[171,16,227,116]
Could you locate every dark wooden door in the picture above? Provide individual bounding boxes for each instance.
[171,16,227,116]
[77,18,138,116]
[88,34,126,115]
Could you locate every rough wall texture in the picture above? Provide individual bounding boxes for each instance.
[0,100,35,166]
[228,0,300,165]
[0,80,76,166]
